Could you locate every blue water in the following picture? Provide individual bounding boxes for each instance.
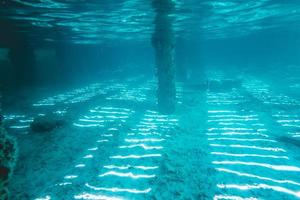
[1,0,300,200]
[3,72,300,199]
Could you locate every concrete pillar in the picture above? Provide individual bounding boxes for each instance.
[152,0,176,114]
[176,39,189,82]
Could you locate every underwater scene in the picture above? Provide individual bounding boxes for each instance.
[0,0,300,199]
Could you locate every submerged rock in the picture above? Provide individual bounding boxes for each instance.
[0,127,18,200]
[278,136,300,148]
[30,114,65,133]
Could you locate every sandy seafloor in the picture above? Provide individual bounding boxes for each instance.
[4,68,300,200]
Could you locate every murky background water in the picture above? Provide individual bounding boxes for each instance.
[0,0,300,199]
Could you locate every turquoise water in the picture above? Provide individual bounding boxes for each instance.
[1,0,300,43]
[3,72,300,199]
[1,0,300,200]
